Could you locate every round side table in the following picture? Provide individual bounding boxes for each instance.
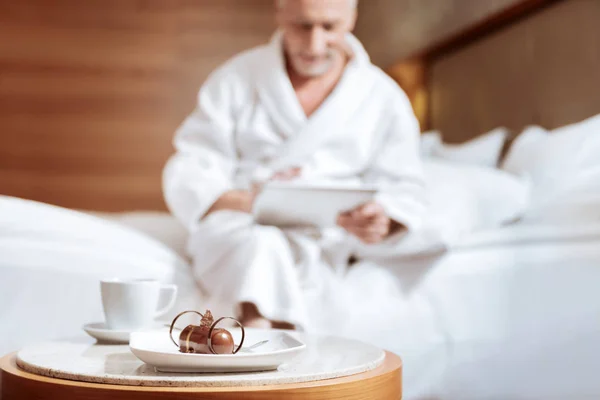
[1,351,401,399]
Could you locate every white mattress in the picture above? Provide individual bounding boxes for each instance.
[379,222,600,399]
[1,197,599,399]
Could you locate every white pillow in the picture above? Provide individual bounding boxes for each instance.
[422,160,530,238]
[503,114,600,195]
[420,130,442,158]
[502,113,600,223]
[421,128,509,168]
[501,125,548,177]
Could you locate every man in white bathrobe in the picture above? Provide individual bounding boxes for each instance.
[163,0,426,332]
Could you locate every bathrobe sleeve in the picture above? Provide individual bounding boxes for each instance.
[163,62,245,231]
[364,84,428,233]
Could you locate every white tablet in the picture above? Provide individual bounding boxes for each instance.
[252,181,378,228]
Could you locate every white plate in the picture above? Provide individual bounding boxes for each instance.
[129,328,306,373]
[83,322,164,344]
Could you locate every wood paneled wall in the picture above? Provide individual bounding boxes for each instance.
[0,0,275,211]
[354,0,543,131]
[4,0,584,211]
[355,0,527,68]
[428,0,600,141]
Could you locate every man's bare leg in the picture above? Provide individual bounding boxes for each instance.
[239,302,272,328]
[239,302,295,330]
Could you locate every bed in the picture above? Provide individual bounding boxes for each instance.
[2,0,600,399]
[2,195,599,400]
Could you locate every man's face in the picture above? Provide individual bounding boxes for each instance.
[276,0,357,78]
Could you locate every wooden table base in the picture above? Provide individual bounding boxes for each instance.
[1,351,401,399]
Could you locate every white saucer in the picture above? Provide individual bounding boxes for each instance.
[130,328,306,373]
[83,322,164,344]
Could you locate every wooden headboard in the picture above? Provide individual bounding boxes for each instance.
[427,0,600,142]
[369,0,600,142]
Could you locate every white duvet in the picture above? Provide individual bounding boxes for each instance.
[0,196,203,355]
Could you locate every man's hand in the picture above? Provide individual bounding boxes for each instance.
[204,167,302,218]
[204,189,256,217]
[271,166,302,181]
[337,202,403,244]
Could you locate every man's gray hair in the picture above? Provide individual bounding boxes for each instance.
[277,0,358,8]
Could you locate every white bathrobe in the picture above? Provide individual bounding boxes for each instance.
[163,31,427,332]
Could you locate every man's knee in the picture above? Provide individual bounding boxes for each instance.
[188,210,290,269]
[189,210,254,250]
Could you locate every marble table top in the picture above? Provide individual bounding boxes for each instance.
[16,329,386,387]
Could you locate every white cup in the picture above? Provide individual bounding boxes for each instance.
[100,278,178,330]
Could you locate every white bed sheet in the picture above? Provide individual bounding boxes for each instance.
[2,201,599,400]
[369,222,600,400]
[452,221,600,249]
